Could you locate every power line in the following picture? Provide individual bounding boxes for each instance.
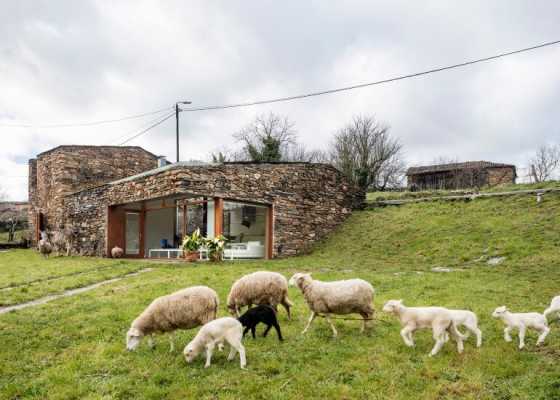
[115,39,560,145]
[0,106,173,128]
[180,39,560,112]
[111,111,179,145]
[117,112,175,145]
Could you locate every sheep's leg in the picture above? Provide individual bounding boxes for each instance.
[537,325,550,345]
[504,326,512,342]
[400,326,415,347]
[281,300,291,320]
[429,337,445,357]
[466,324,482,348]
[518,325,526,349]
[325,315,338,338]
[204,342,215,368]
[269,321,283,341]
[251,325,256,339]
[168,332,175,352]
[227,335,246,369]
[242,326,250,337]
[301,312,316,335]
[263,324,272,337]
[359,312,370,333]
[429,328,446,356]
[227,345,237,360]
[148,335,155,349]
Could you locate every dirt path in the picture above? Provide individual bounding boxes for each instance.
[0,268,153,315]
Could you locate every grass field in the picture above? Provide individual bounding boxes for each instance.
[1,191,560,399]
[0,229,25,244]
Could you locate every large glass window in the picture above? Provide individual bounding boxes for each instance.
[223,202,267,258]
[125,212,140,255]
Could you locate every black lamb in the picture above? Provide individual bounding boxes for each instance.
[238,305,283,341]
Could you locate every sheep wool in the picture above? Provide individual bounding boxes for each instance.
[127,286,219,351]
[289,272,374,337]
[227,271,293,318]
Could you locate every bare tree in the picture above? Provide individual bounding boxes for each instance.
[234,113,297,162]
[529,144,560,183]
[329,115,403,191]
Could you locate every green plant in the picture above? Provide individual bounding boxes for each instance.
[181,228,203,252]
[204,235,228,261]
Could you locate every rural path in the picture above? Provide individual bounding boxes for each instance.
[0,268,153,315]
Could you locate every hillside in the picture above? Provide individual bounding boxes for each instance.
[1,188,559,399]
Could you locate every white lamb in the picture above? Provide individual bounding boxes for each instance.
[184,317,247,369]
[227,271,293,319]
[544,295,560,322]
[288,272,374,337]
[126,286,219,352]
[492,306,550,349]
[382,300,466,356]
[443,309,482,348]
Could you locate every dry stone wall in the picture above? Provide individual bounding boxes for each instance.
[65,163,364,257]
[28,146,158,244]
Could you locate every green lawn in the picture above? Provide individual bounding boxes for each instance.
[1,191,560,399]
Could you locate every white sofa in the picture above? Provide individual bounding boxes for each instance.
[224,241,265,259]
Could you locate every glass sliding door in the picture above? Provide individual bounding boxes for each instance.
[125,212,140,255]
[223,202,267,259]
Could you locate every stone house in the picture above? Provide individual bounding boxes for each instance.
[29,145,363,259]
[406,161,516,191]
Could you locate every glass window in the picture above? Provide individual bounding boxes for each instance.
[223,202,267,245]
[125,212,140,255]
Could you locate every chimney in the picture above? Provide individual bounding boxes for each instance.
[157,156,168,168]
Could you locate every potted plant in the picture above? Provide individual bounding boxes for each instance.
[182,228,203,262]
[205,235,228,262]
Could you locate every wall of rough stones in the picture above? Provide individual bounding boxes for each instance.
[487,167,516,186]
[28,146,158,245]
[65,162,364,257]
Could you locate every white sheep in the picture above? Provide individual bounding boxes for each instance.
[126,286,219,352]
[227,271,293,319]
[443,309,482,348]
[492,306,550,349]
[111,246,124,258]
[288,272,374,337]
[184,317,247,369]
[382,300,466,356]
[544,295,560,322]
[38,231,52,259]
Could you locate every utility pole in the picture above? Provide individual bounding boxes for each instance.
[175,101,192,163]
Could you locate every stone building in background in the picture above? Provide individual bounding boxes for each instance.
[28,145,363,259]
[406,161,516,191]
[28,145,159,246]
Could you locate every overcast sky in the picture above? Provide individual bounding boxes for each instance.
[1,1,559,200]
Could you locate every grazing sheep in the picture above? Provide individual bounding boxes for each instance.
[38,231,53,259]
[126,286,219,352]
[544,296,560,322]
[443,309,482,348]
[111,246,124,258]
[492,306,550,349]
[227,271,293,319]
[184,317,246,369]
[238,305,283,341]
[382,300,466,356]
[288,272,374,337]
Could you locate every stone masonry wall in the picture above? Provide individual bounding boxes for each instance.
[65,163,365,257]
[28,146,158,245]
[487,167,516,187]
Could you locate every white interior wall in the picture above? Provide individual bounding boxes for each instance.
[145,207,175,254]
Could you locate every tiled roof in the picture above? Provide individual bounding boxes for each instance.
[407,161,516,175]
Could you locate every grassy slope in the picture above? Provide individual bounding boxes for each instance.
[1,192,560,399]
